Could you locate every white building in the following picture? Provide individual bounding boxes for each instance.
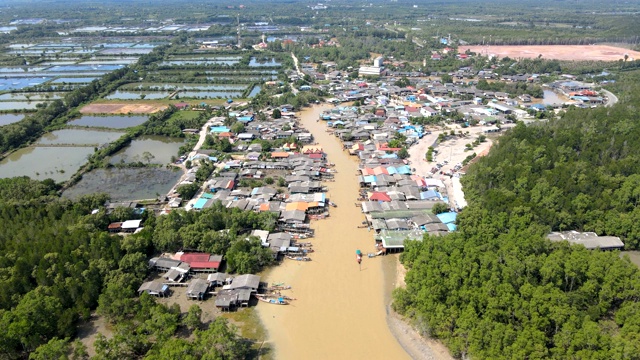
[359,66,382,77]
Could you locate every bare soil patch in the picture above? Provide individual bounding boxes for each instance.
[459,45,640,61]
[77,313,112,358]
[80,102,168,114]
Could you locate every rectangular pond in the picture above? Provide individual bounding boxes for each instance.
[93,43,137,48]
[51,77,98,84]
[0,67,47,73]
[177,91,244,99]
[110,135,185,165]
[248,57,282,67]
[37,129,126,146]
[47,64,125,72]
[0,77,52,91]
[0,146,94,182]
[80,59,139,65]
[248,85,262,98]
[63,167,183,201]
[130,84,248,91]
[99,48,153,55]
[160,59,240,66]
[105,90,170,100]
[0,113,25,126]
[67,115,148,129]
[0,102,43,110]
[0,93,63,101]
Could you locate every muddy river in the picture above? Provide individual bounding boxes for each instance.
[256,105,410,359]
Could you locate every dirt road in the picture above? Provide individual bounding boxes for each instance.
[408,125,492,209]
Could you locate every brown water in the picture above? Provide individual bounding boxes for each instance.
[0,146,94,182]
[256,105,409,359]
[109,135,185,165]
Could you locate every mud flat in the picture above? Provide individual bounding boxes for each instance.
[256,104,410,359]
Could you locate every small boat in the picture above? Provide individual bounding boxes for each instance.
[269,285,292,291]
[286,255,312,261]
[255,295,288,305]
[258,293,296,301]
[328,201,337,208]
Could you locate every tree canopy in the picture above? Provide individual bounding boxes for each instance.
[395,70,640,359]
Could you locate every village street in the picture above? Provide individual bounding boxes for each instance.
[160,118,215,210]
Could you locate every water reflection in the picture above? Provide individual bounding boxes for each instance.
[109,135,185,165]
[67,115,148,129]
[0,146,94,182]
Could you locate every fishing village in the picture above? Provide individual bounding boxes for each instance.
[85,62,615,358]
[2,1,638,358]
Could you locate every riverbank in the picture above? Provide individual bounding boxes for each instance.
[382,255,454,360]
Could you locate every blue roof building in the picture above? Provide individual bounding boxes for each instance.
[210,126,231,133]
[238,115,254,123]
[530,104,546,111]
[193,198,209,210]
[437,211,457,231]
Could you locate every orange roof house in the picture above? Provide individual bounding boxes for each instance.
[285,202,309,212]
[302,145,323,154]
[271,152,290,159]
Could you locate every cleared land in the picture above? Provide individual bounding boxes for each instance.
[459,45,640,61]
[80,103,168,114]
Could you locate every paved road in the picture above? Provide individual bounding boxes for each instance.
[291,52,303,77]
[601,89,618,107]
[290,52,303,95]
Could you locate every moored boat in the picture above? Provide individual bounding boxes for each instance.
[255,294,288,305]
[286,255,312,261]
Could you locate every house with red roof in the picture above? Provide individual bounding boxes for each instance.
[179,252,223,273]
[217,132,234,140]
[377,143,402,152]
[369,191,391,202]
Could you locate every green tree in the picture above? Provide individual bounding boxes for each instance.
[6,288,63,351]
[272,108,282,119]
[183,304,203,331]
[230,122,245,134]
[142,151,155,164]
[431,202,449,214]
[176,183,200,200]
[29,337,69,360]
[194,318,250,360]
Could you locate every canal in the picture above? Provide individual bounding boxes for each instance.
[256,105,409,359]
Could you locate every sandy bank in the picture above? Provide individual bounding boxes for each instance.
[382,255,454,360]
